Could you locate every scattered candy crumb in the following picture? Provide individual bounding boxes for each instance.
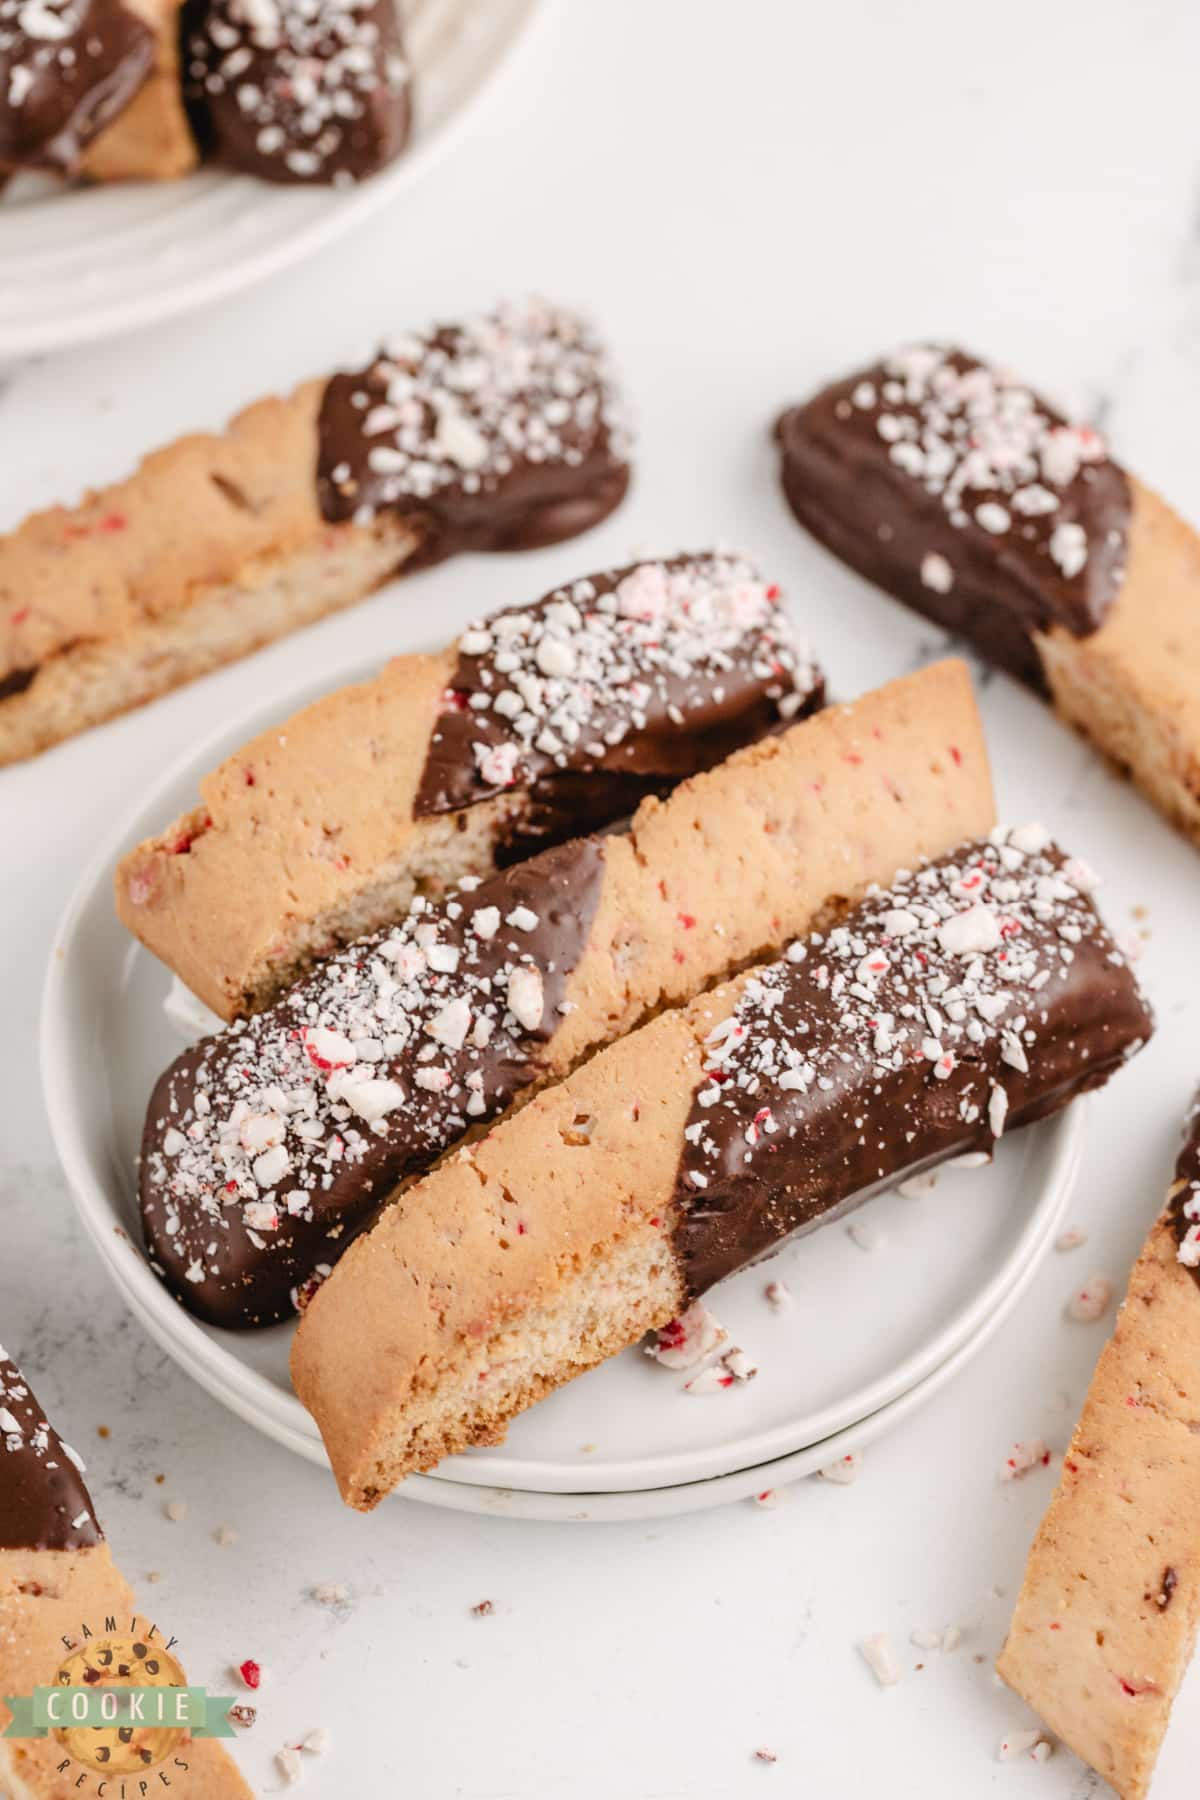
[998,1728,1053,1761]
[858,1633,900,1687]
[1001,1440,1052,1482]
[276,1745,302,1785]
[645,1301,726,1370]
[753,1747,778,1764]
[1055,1228,1087,1252]
[471,1600,494,1618]
[684,1346,758,1393]
[1066,1275,1113,1323]
[816,1453,861,1486]
[910,1628,941,1651]
[847,1221,884,1252]
[164,1500,187,1522]
[227,1704,256,1729]
[764,1280,791,1310]
[752,1488,781,1509]
[312,1582,349,1606]
[941,1625,962,1653]
[237,1659,262,1690]
[214,1523,236,1546]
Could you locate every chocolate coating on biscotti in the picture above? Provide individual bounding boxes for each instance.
[1165,1095,1200,1281]
[416,553,823,847]
[775,347,1131,691]
[184,0,410,183]
[141,839,606,1328]
[672,828,1153,1297]
[0,1351,100,1551]
[317,301,632,553]
[0,0,154,171]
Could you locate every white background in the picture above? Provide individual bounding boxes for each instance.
[4,1,1200,1793]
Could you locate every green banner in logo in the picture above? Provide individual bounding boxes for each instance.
[4,1687,236,1738]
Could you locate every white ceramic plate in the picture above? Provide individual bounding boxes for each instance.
[40,655,1084,1502]
[0,0,545,360]
[95,1119,1074,1521]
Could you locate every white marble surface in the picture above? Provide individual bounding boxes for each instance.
[3,1,1200,1793]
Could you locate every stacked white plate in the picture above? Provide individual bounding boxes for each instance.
[41,663,1082,1522]
[0,0,547,358]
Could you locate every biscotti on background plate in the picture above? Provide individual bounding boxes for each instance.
[137,658,991,1328]
[0,1349,250,1797]
[775,345,1200,848]
[116,551,821,1021]
[0,300,630,765]
[290,823,1151,1509]
[999,1098,1200,1800]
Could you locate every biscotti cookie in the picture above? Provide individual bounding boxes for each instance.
[116,551,822,1021]
[140,658,991,1327]
[0,1351,250,1797]
[291,827,1152,1509]
[81,0,196,182]
[775,347,1200,848]
[184,0,411,183]
[0,299,629,764]
[998,1101,1200,1800]
[0,0,157,171]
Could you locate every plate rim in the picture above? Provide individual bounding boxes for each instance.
[40,651,1086,1497]
[101,1131,1072,1522]
[0,0,549,360]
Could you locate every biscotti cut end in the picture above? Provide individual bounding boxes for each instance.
[1037,480,1200,850]
[291,1003,708,1506]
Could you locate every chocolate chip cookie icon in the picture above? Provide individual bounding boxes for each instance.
[52,1633,188,1774]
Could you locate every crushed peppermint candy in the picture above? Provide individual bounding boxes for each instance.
[1001,1440,1053,1482]
[645,1301,726,1371]
[998,1728,1054,1762]
[816,1453,861,1486]
[858,1633,901,1687]
[1065,1275,1113,1323]
[424,553,817,811]
[320,300,629,525]
[683,1346,758,1394]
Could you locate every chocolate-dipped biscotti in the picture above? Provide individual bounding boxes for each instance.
[0,300,629,765]
[140,659,991,1327]
[999,1099,1200,1800]
[116,552,817,1020]
[775,347,1200,848]
[0,1351,250,1797]
[184,0,411,183]
[291,825,1152,1509]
